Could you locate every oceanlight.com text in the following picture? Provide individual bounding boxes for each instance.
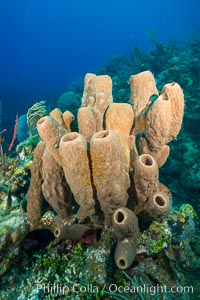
[106,283,194,296]
[36,282,194,296]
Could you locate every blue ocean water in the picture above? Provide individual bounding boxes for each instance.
[0,0,199,139]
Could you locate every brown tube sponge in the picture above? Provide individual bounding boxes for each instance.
[112,207,139,240]
[134,154,159,213]
[50,108,64,126]
[81,73,113,114]
[41,148,72,221]
[139,137,170,168]
[90,130,130,225]
[92,107,103,132]
[93,75,113,113]
[37,116,67,165]
[162,82,184,143]
[78,107,96,142]
[50,108,75,132]
[146,91,171,151]
[59,132,96,217]
[81,73,96,107]
[81,74,113,132]
[112,207,139,269]
[54,224,93,240]
[130,71,158,133]
[144,192,170,219]
[62,111,75,132]
[105,103,134,136]
[105,103,134,165]
[114,237,136,270]
[130,71,158,114]
[27,141,46,229]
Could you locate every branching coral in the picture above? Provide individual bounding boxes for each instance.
[27,100,48,136]
[27,71,184,269]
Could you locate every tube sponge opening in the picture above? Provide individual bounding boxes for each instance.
[155,195,166,207]
[140,154,154,166]
[115,211,125,223]
[161,93,169,101]
[145,191,170,219]
[61,132,79,143]
[93,129,110,139]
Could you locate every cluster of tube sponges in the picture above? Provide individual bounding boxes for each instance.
[27,71,184,269]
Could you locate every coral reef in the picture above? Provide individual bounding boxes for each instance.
[27,71,184,270]
[0,213,29,277]
[0,204,199,299]
[0,135,39,276]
